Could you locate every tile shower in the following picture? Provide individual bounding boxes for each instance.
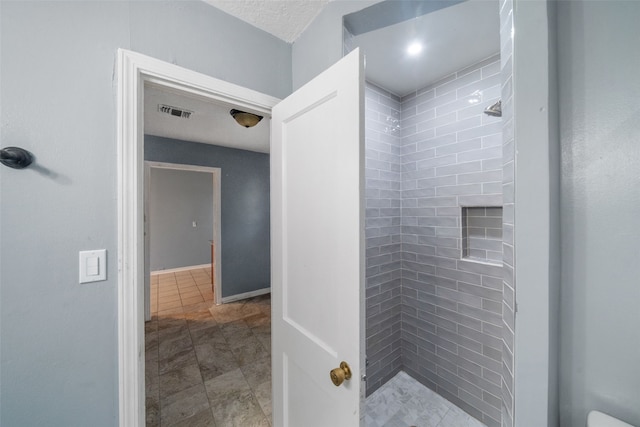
[365,54,504,427]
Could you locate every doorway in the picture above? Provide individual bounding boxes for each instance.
[119,48,366,427]
[117,49,279,426]
[144,161,222,318]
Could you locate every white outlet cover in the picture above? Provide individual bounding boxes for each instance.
[79,249,107,283]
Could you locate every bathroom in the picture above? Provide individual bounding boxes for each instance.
[346,1,640,427]
[1,0,638,426]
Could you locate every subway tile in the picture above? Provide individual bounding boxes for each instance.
[458,324,502,351]
[436,184,482,197]
[436,286,482,309]
[435,69,481,97]
[401,148,436,163]
[403,128,436,145]
[417,175,457,189]
[457,73,502,99]
[435,138,482,157]
[417,196,458,207]
[457,170,502,185]
[436,116,482,137]
[482,59,501,79]
[458,121,503,142]
[458,346,502,374]
[458,146,503,163]
[436,161,483,177]
[437,267,482,285]
[435,306,482,331]
[458,303,502,327]
[438,366,483,399]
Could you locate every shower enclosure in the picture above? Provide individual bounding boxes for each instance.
[344,1,514,426]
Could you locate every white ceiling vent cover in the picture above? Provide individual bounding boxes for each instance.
[158,104,193,119]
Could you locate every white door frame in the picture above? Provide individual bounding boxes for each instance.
[116,48,279,426]
[144,161,223,317]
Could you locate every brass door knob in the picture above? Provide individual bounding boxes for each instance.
[330,361,352,387]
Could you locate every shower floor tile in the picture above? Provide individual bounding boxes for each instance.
[365,372,487,427]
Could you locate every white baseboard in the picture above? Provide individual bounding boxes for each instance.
[151,264,211,275]
[220,287,271,304]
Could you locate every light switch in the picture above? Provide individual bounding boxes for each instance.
[86,256,100,276]
[79,249,107,283]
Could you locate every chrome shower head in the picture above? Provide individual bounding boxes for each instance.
[484,100,502,117]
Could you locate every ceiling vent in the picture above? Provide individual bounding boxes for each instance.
[158,104,193,119]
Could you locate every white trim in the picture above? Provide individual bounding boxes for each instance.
[117,48,279,427]
[150,264,212,275]
[221,287,271,304]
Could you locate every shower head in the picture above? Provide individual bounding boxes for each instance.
[484,100,502,117]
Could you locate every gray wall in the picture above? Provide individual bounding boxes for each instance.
[149,168,214,271]
[399,55,504,427]
[558,1,640,426]
[292,0,379,90]
[0,2,289,425]
[364,83,403,394]
[145,136,270,299]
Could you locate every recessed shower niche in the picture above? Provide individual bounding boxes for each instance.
[462,206,503,264]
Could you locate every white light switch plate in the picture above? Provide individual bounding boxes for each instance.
[79,249,107,283]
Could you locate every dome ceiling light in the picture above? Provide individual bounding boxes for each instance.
[230,109,263,128]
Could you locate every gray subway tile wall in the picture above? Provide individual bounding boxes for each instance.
[499,0,516,425]
[365,83,403,394]
[364,49,507,425]
[399,54,503,427]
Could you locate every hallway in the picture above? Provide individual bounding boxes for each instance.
[145,268,271,426]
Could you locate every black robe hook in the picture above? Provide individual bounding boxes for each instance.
[0,147,34,169]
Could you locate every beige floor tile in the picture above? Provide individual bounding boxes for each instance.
[177,280,197,287]
[159,363,203,401]
[195,342,239,381]
[182,296,205,307]
[158,335,193,362]
[240,355,271,389]
[180,289,202,299]
[229,336,269,366]
[159,300,184,312]
[159,348,198,376]
[161,383,210,426]
[158,292,180,300]
[252,380,272,421]
[170,408,216,427]
[204,368,251,403]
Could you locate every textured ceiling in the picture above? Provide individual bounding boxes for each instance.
[203,0,332,43]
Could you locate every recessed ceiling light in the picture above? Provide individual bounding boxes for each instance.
[406,42,423,56]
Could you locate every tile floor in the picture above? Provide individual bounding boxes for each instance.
[145,268,272,426]
[146,268,486,427]
[364,371,487,427]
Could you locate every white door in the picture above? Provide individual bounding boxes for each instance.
[271,49,365,427]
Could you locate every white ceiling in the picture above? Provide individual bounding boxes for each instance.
[144,83,271,153]
[354,0,500,97]
[202,0,333,43]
